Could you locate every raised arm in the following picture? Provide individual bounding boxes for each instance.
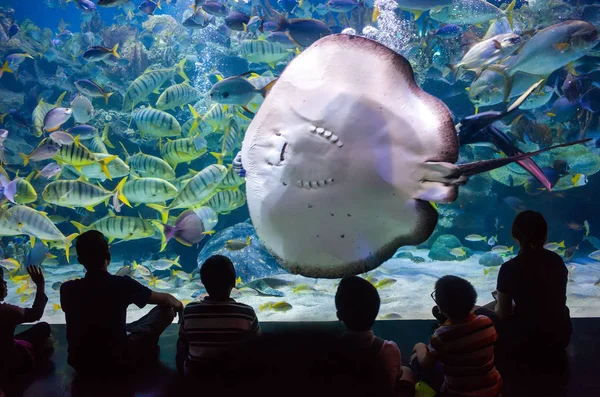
[22,266,48,323]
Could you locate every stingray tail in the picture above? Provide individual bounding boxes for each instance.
[454,139,592,179]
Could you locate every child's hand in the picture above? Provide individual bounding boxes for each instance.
[413,342,427,354]
[27,266,45,288]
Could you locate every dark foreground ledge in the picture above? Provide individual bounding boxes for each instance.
[6,319,600,397]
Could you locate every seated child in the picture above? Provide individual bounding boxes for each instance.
[335,276,414,396]
[0,265,52,383]
[412,275,502,397]
[177,255,260,376]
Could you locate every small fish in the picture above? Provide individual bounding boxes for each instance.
[259,301,293,312]
[171,269,191,280]
[71,94,94,124]
[138,0,160,15]
[450,247,466,258]
[49,131,78,146]
[292,284,317,293]
[572,174,588,187]
[47,214,68,224]
[209,72,275,107]
[544,241,565,252]
[152,256,181,271]
[585,220,591,237]
[132,260,153,277]
[43,107,72,132]
[434,24,461,39]
[52,281,63,291]
[588,250,600,261]
[225,236,251,251]
[465,234,487,242]
[20,144,60,166]
[492,245,514,255]
[67,125,98,140]
[483,266,501,276]
[374,278,396,289]
[116,265,133,277]
[0,258,20,271]
[82,45,120,62]
[74,80,114,104]
[487,235,498,246]
[0,61,14,79]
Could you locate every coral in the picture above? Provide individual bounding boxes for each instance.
[428,234,473,261]
[479,252,505,267]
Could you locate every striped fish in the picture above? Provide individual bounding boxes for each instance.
[182,105,214,137]
[122,59,189,111]
[156,83,202,111]
[42,177,130,211]
[211,118,244,165]
[205,189,246,214]
[72,153,130,182]
[71,214,156,243]
[7,177,37,204]
[87,124,114,154]
[147,164,227,222]
[5,205,77,259]
[217,165,245,190]
[123,177,178,204]
[53,142,118,180]
[160,135,207,169]
[32,92,67,137]
[133,107,182,137]
[128,152,176,179]
[240,39,292,67]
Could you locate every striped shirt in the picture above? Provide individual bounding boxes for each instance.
[179,297,260,364]
[429,314,502,397]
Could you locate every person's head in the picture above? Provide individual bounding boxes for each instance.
[200,255,236,300]
[0,266,6,301]
[76,230,111,271]
[512,210,548,250]
[335,276,380,331]
[434,275,477,321]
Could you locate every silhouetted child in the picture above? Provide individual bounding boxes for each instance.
[177,255,260,376]
[60,230,181,375]
[494,210,572,368]
[0,265,52,384]
[335,276,414,397]
[412,275,502,396]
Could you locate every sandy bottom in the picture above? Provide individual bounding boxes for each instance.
[4,249,600,324]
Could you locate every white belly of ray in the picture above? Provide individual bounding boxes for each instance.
[242,34,460,278]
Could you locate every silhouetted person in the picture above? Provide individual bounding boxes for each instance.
[177,255,260,377]
[412,275,502,397]
[60,230,182,376]
[495,211,572,359]
[0,265,52,388]
[334,276,414,397]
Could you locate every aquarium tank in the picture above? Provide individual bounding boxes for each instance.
[0,0,599,323]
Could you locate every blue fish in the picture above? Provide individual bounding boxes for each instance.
[524,167,560,195]
[138,0,159,15]
[434,24,461,39]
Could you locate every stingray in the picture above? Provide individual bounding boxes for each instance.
[240,34,588,278]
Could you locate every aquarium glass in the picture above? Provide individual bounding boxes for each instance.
[1,0,600,323]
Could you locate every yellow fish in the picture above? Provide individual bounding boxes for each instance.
[292,284,317,293]
[450,247,466,258]
[0,258,20,271]
[374,278,397,289]
[259,301,293,312]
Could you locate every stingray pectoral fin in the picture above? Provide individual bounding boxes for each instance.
[414,181,459,204]
[517,157,552,191]
[453,139,592,178]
